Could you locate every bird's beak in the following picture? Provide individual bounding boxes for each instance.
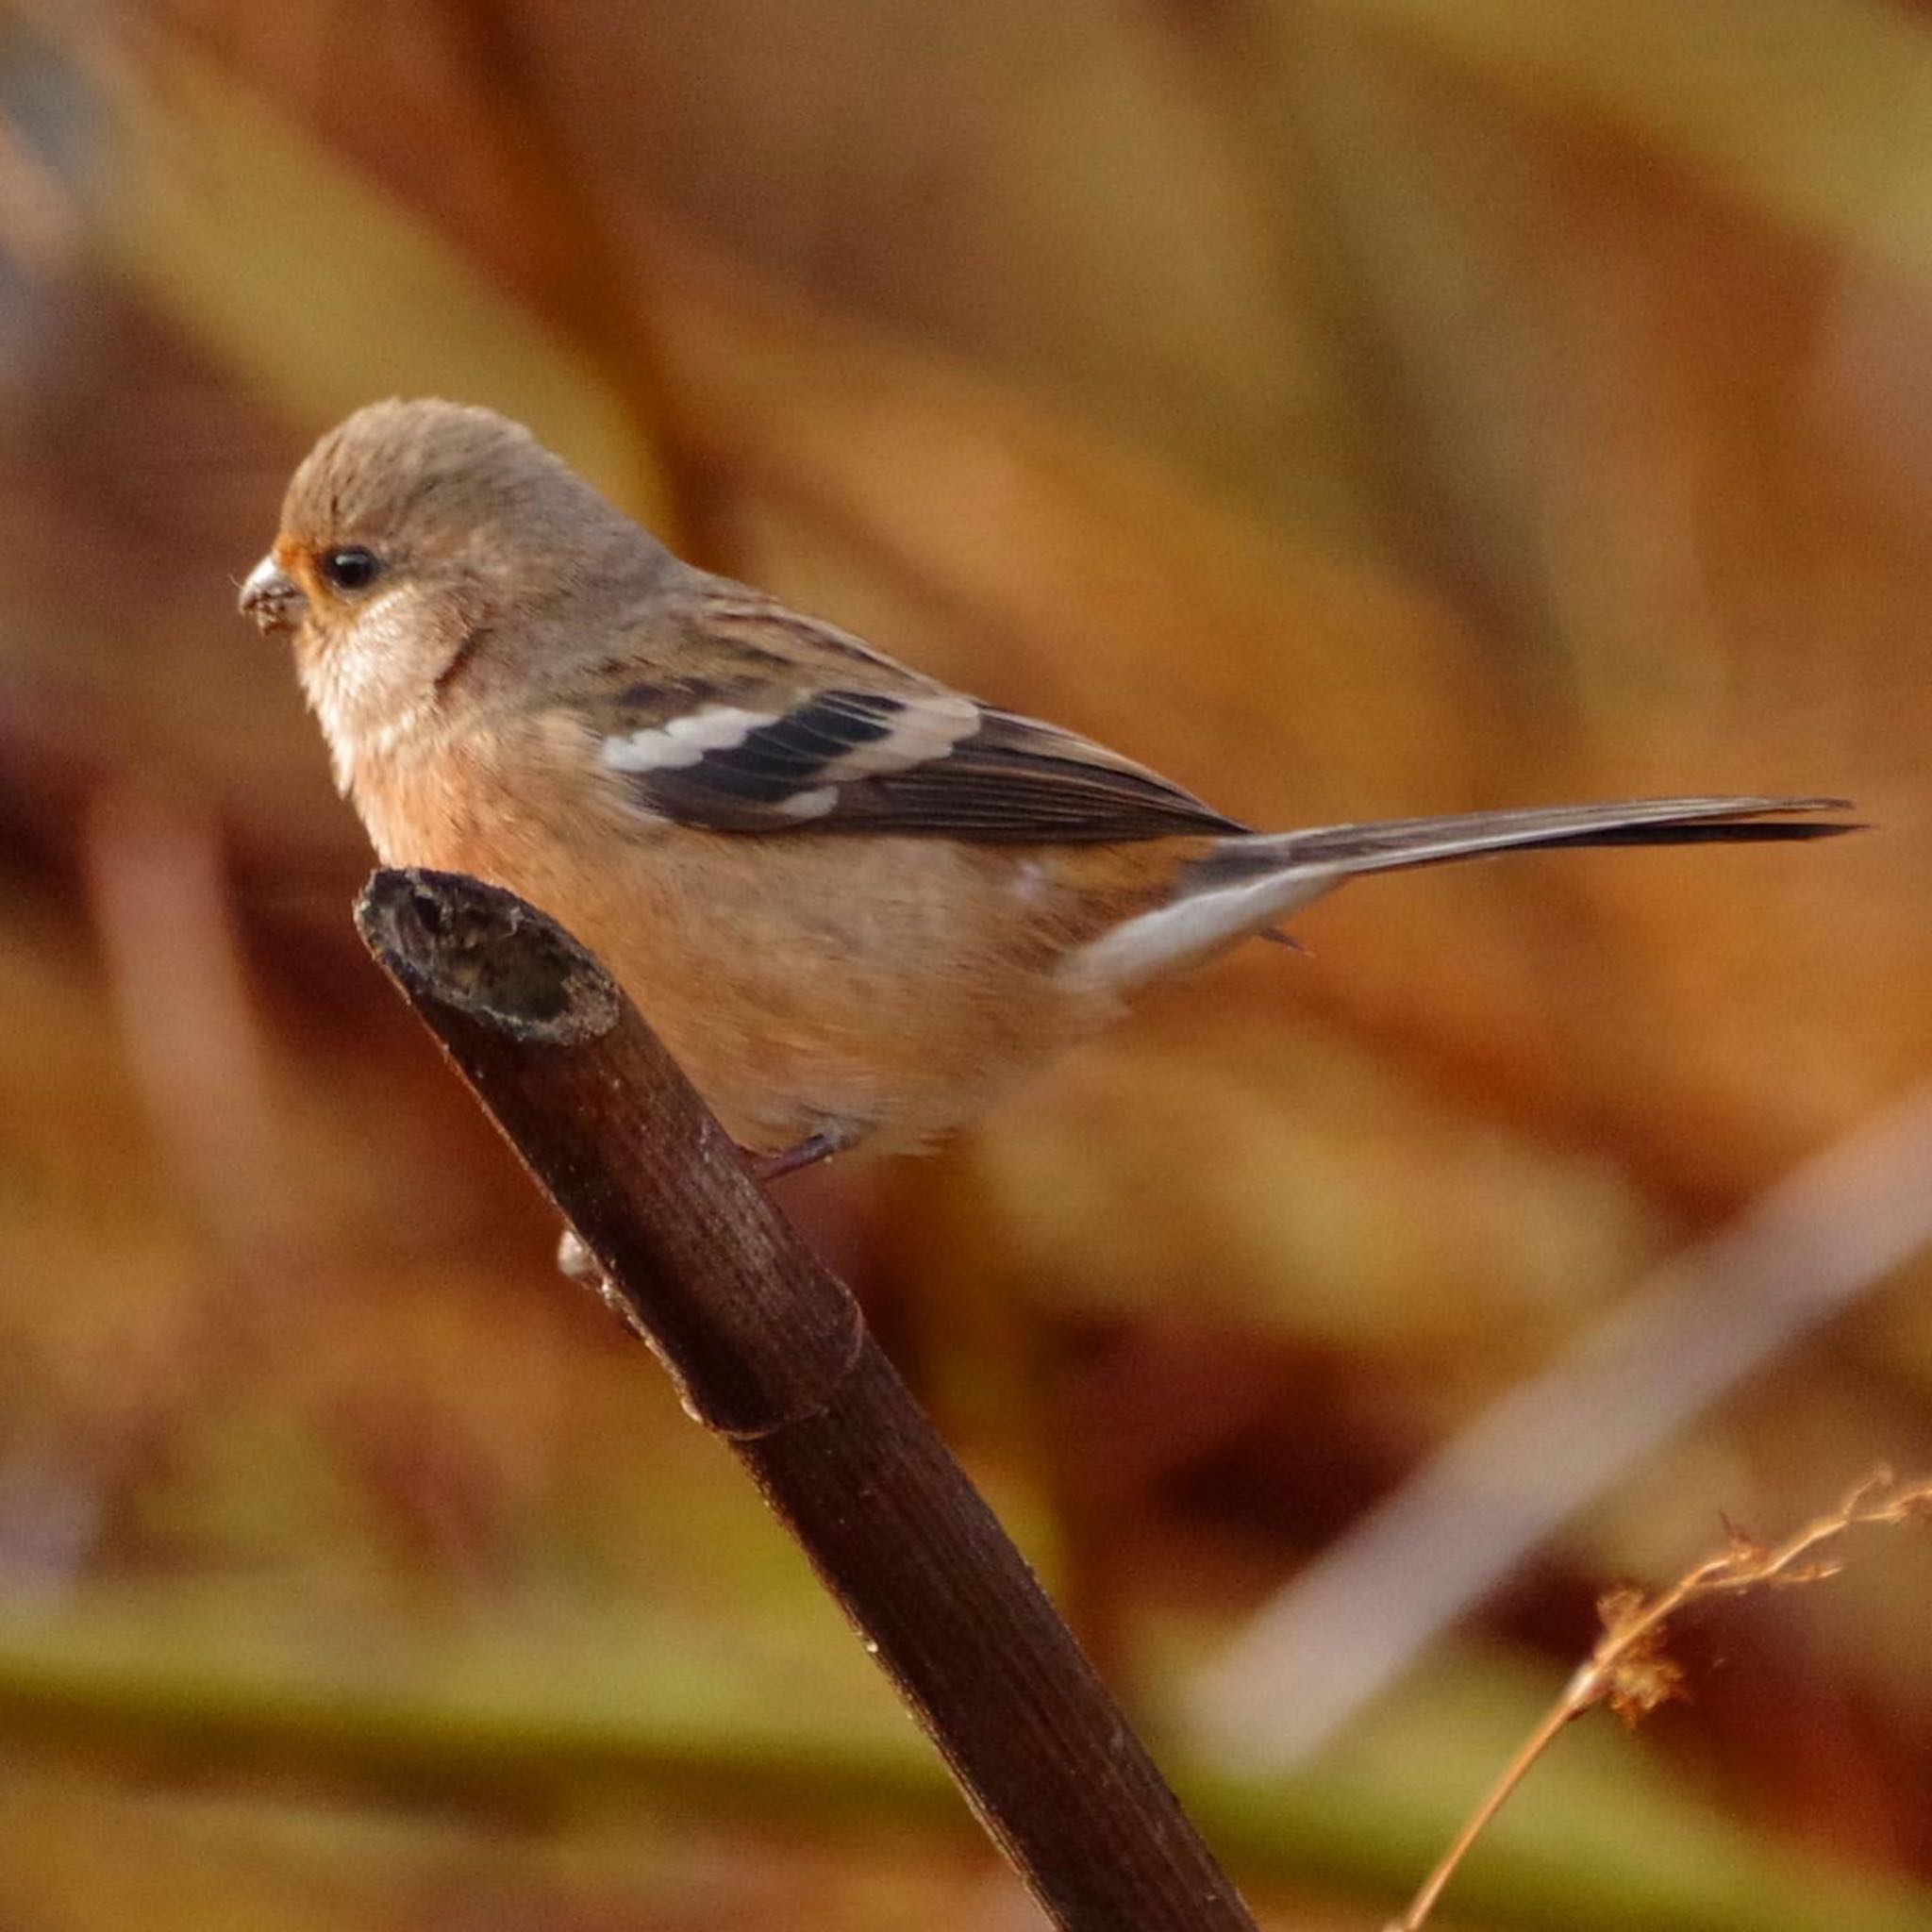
[240,553,306,634]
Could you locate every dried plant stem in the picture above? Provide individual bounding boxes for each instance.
[1390,1469,1932,1932]
[1389,1694,1581,1932]
[356,868,1257,1932]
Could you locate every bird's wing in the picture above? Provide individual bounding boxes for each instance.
[583,594,1242,842]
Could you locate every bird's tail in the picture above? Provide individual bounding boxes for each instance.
[1066,795,1857,993]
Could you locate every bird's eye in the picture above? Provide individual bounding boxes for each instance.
[319,545,383,592]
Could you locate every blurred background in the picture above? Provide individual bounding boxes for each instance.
[1,1,1929,1926]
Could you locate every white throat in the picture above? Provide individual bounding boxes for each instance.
[297,592,447,795]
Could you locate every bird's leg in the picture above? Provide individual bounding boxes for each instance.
[747,1126,855,1183]
[557,1127,853,1303]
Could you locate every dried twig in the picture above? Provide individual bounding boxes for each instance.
[1191,1080,1932,1769]
[356,868,1258,1932]
[1389,1468,1932,1932]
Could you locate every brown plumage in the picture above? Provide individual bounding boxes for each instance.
[242,399,1856,1166]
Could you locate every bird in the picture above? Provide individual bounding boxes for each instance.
[240,398,1855,1176]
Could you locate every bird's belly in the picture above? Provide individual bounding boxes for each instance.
[414,815,1125,1155]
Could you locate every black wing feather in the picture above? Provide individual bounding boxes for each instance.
[610,689,1242,841]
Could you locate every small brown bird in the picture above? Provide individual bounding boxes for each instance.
[242,399,1852,1174]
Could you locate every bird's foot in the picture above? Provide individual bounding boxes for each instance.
[556,1227,649,1337]
[747,1127,855,1183]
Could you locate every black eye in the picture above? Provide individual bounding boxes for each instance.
[319,545,383,592]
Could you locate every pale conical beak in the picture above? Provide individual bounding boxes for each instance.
[239,554,306,633]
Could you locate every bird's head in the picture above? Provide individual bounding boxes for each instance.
[241,398,654,773]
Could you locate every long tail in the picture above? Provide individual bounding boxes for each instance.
[1067,795,1857,992]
